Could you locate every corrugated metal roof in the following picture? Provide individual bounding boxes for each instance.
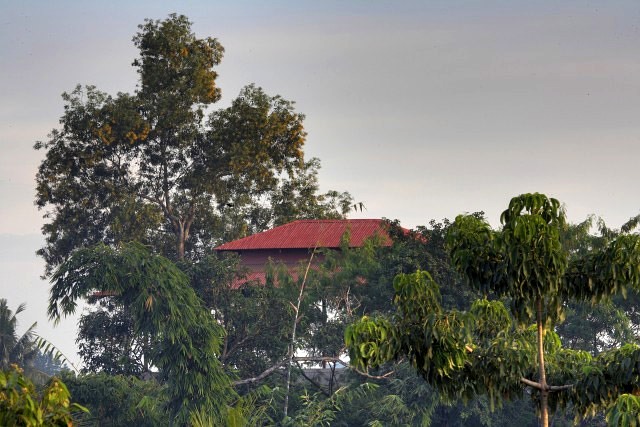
[215,219,393,251]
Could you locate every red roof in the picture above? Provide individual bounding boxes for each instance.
[215,219,393,251]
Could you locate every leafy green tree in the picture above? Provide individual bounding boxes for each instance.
[48,242,235,423]
[187,256,298,379]
[34,14,306,269]
[34,13,352,385]
[76,298,149,375]
[346,193,640,427]
[268,157,354,228]
[557,301,635,355]
[556,217,639,355]
[60,372,168,426]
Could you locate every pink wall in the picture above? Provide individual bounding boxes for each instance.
[235,248,328,271]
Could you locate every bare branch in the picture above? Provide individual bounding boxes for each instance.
[548,384,574,392]
[352,367,395,380]
[521,377,543,390]
[293,356,347,364]
[520,377,573,392]
[232,356,288,386]
[233,354,397,386]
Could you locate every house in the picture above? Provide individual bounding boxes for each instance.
[214,219,395,288]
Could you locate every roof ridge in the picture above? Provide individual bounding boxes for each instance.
[291,218,383,223]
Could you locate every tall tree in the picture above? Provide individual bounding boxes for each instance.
[48,242,235,423]
[35,14,306,269]
[346,193,640,427]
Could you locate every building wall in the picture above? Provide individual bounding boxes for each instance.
[235,248,328,271]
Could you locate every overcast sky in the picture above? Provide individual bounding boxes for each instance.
[1,0,639,365]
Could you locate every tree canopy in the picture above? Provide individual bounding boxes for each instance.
[48,242,235,423]
[346,193,640,426]
[35,14,309,269]
[34,13,359,424]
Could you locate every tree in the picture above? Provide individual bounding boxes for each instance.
[31,350,66,378]
[267,157,354,228]
[34,13,360,413]
[34,12,353,383]
[346,193,640,427]
[75,297,149,376]
[186,254,299,379]
[0,299,38,371]
[48,242,235,423]
[35,14,307,270]
[60,372,168,426]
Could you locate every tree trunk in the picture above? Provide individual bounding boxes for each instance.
[537,298,549,427]
[175,219,191,261]
[177,228,185,260]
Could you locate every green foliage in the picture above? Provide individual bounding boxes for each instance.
[0,365,87,426]
[190,385,275,427]
[35,14,309,268]
[268,158,354,227]
[344,316,396,371]
[282,383,378,427]
[348,194,640,426]
[346,272,472,396]
[60,371,167,426]
[447,193,568,325]
[445,214,506,298]
[565,234,640,303]
[337,362,440,426]
[606,394,640,426]
[557,216,639,354]
[76,299,147,375]
[469,299,512,340]
[183,253,303,379]
[571,344,640,418]
[48,242,235,423]
[133,14,223,108]
[556,300,636,354]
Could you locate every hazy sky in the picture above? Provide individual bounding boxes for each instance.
[1,0,639,365]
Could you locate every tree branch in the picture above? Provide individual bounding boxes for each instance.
[284,250,315,418]
[549,384,574,392]
[232,355,348,387]
[232,356,289,386]
[352,367,395,380]
[293,356,347,364]
[520,377,573,392]
[521,377,543,390]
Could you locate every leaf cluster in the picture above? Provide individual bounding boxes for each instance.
[0,364,87,426]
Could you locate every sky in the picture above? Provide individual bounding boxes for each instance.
[1,0,639,366]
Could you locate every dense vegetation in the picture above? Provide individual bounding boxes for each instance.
[347,194,640,427]
[3,13,638,427]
